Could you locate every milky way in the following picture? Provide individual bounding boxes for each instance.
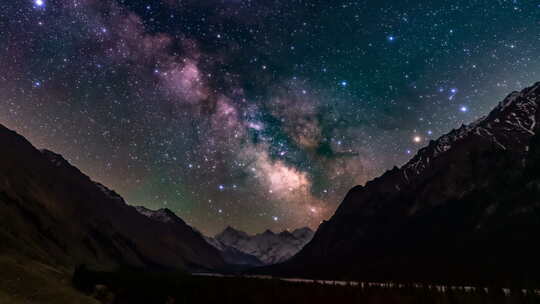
[1,0,539,234]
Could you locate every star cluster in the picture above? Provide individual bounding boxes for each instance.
[1,0,539,234]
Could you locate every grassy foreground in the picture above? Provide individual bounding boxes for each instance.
[73,267,540,304]
[0,255,98,304]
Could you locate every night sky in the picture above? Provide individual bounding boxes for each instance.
[1,0,539,235]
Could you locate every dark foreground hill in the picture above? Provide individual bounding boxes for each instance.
[0,123,226,302]
[264,82,540,286]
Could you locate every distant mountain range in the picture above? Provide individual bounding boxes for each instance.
[0,125,225,273]
[264,82,540,285]
[131,206,314,267]
[205,226,314,266]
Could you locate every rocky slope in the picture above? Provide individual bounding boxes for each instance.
[0,124,226,272]
[208,226,314,266]
[204,235,264,267]
[267,82,540,285]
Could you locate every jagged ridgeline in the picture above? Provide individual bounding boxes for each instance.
[265,82,540,286]
[205,226,314,266]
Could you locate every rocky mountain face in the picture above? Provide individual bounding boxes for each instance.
[0,125,226,272]
[207,226,314,266]
[267,82,540,284]
[204,235,264,267]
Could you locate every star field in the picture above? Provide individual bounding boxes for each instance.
[1,0,539,234]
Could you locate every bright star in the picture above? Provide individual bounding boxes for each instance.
[413,135,422,143]
[460,106,468,112]
[340,81,348,87]
[273,216,278,221]
[218,185,225,190]
[34,0,44,7]
[387,35,395,41]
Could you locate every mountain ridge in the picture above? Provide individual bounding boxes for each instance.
[263,82,540,285]
[0,124,226,273]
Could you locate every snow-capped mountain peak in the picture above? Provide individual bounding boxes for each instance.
[402,82,539,179]
[208,227,314,265]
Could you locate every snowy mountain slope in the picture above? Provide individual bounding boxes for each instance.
[208,226,314,265]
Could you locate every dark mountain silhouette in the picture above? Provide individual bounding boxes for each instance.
[0,124,225,273]
[264,82,540,285]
